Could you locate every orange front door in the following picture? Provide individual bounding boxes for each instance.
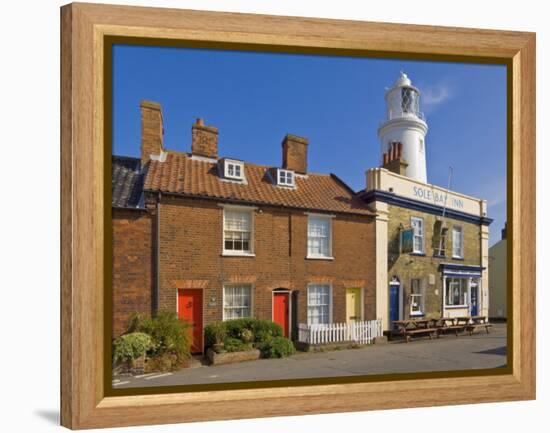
[273,292,290,338]
[178,289,203,353]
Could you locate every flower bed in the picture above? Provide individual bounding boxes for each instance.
[112,312,192,373]
[204,318,295,364]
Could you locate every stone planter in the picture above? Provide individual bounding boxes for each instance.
[206,348,261,365]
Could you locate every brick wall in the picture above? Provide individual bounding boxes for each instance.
[155,195,376,330]
[387,204,482,318]
[112,208,154,337]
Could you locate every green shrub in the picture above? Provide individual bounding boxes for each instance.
[204,321,227,348]
[112,332,152,364]
[145,353,184,372]
[251,320,283,344]
[259,337,296,359]
[224,318,255,339]
[223,337,253,353]
[204,318,285,352]
[127,313,191,362]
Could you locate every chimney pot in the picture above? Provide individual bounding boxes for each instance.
[196,118,204,126]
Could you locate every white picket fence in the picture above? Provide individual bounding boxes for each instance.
[298,319,383,345]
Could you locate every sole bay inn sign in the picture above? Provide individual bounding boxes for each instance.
[365,167,488,219]
[412,185,464,209]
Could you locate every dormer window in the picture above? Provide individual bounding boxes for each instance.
[224,159,244,181]
[277,168,295,187]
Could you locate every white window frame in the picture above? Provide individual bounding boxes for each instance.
[411,216,424,254]
[452,225,464,259]
[306,213,334,260]
[409,278,425,316]
[221,205,255,256]
[224,159,245,181]
[307,283,333,325]
[222,284,253,321]
[277,168,295,187]
[445,277,469,308]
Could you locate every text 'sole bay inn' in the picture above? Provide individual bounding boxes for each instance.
[112,72,492,351]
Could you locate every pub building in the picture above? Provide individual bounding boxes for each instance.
[359,72,492,331]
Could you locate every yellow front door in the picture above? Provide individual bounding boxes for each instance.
[346,288,362,324]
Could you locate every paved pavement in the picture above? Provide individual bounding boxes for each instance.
[113,323,507,389]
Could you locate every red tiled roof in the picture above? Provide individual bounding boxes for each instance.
[144,152,375,216]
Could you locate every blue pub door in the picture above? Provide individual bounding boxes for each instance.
[389,283,400,322]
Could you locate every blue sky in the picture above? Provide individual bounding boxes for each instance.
[112,45,507,246]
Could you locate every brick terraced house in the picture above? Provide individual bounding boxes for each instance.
[112,100,377,352]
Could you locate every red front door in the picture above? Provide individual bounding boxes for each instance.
[178,289,203,353]
[273,292,290,338]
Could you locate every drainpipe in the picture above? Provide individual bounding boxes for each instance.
[156,192,161,314]
[442,275,446,318]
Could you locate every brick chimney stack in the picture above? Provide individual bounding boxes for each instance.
[282,134,309,174]
[382,141,408,176]
[191,118,218,159]
[140,100,164,165]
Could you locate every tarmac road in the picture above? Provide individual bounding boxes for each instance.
[112,323,507,389]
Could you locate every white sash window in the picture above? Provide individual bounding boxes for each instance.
[307,216,332,258]
[223,209,253,254]
[307,284,331,325]
[452,226,464,258]
[411,216,424,254]
[223,284,252,320]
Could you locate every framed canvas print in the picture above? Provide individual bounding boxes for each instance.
[60,2,536,429]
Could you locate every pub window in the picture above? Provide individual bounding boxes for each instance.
[411,216,424,254]
[452,226,464,258]
[410,278,425,316]
[445,278,468,307]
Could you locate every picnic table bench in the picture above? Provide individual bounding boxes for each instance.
[460,316,493,335]
[391,319,439,343]
[434,317,466,337]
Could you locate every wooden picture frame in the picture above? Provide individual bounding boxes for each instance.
[60,2,535,429]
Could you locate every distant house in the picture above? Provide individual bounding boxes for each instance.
[489,224,507,320]
[112,101,378,352]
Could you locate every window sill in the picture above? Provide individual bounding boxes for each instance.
[409,252,426,257]
[221,252,256,257]
[410,312,425,317]
[445,305,469,309]
[452,256,465,261]
[306,255,335,261]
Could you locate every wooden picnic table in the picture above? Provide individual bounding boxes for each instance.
[435,317,466,337]
[391,318,439,343]
[463,316,493,335]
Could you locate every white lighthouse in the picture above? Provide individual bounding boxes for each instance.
[378,72,428,183]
